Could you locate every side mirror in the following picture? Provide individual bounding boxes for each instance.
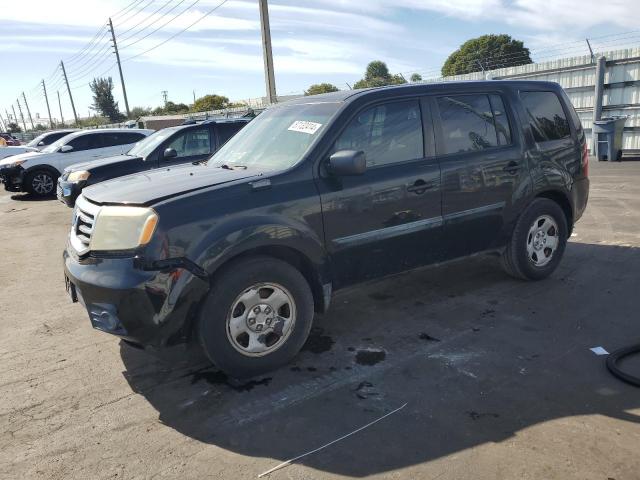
[37,141,45,146]
[328,150,366,176]
[60,145,74,153]
[163,148,177,159]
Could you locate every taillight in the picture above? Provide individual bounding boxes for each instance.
[581,141,589,177]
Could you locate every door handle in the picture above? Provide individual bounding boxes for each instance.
[406,179,433,194]
[503,161,520,174]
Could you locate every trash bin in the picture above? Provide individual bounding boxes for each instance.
[593,116,627,162]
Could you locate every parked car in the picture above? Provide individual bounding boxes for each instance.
[57,119,250,207]
[63,81,589,378]
[0,133,20,146]
[25,129,78,149]
[0,128,153,197]
[0,146,40,160]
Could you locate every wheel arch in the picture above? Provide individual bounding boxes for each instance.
[206,243,330,315]
[534,189,573,236]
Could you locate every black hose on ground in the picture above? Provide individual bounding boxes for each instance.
[606,344,640,387]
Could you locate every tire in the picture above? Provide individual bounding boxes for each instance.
[501,198,568,281]
[197,255,314,378]
[25,169,57,197]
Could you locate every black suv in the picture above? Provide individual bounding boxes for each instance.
[63,81,589,378]
[57,119,250,206]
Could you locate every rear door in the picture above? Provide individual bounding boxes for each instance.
[434,91,529,258]
[318,98,443,288]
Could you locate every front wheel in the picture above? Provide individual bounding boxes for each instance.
[501,198,568,280]
[197,256,314,378]
[25,169,57,197]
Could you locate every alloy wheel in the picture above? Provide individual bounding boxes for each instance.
[526,215,559,267]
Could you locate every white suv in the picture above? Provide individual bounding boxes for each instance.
[0,128,153,197]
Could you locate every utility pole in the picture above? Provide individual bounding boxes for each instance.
[11,105,19,129]
[22,92,35,130]
[5,109,11,124]
[57,91,65,126]
[60,61,78,125]
[258,0,277,104]
[41,80,54,128]
[15,99,27,132]
[586,39,595,63]
[193,90,196,104]
[108,18,130,118]
[0,112,6,131]
[161,90,168,106]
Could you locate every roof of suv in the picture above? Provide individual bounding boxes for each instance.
[62,128,154,141]
[284,80,564,105]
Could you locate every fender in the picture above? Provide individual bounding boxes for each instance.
[190,214,329,281]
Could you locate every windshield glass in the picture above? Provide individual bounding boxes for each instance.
[41,135,73,153]
[26,133,48,148]
[128,128,177,158]
[208,102,340,171]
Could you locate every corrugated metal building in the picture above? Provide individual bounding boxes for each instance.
[426,46,640,154]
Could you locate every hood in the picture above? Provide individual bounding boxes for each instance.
[64,154,140,173]
[0,150,45,166]
[82,163,259,206]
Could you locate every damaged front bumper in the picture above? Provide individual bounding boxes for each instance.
[0,165,25,192]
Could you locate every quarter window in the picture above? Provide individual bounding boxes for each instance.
[520,91,570,142]
[216,123,245,146]
[436,94,499,154]
[166,128,211,158]
[334,100,423,167]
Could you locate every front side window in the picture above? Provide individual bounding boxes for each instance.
[166,128,211,158]
[437,94,499,154]
[520,91,570,142]
[334,100,423,167]
[67,135,91,151]
[128,129,177,158]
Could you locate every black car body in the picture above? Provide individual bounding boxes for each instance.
[63,81,589,377]
[57,119,250,206]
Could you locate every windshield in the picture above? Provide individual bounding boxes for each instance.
[26,133,48,148]
[208,102,341,171]
[128,128,177,158]
[41,135,73,153]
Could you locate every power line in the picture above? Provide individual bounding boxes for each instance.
[120,0,187,42]
[113,0,156,28]
[124,0,229,60]
[119,0,201,49]
[117,0,174,37]
[112,0,148,20]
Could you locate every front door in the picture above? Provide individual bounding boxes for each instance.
[433,92,528,258]
[318,98,443,289]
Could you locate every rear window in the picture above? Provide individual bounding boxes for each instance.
[519,91,570,142]
[436,94,506,154]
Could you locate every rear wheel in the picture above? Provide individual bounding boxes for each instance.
[25,169,57,197]
[501,198,568,280]
[197,256,314,378]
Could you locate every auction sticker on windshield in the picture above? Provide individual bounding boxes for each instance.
[288,121,323,135]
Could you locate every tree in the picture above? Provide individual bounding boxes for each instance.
[353,61,407,89]
[89,77,123,122]
[441,34,532,77]
[191,94,230,112]
[410,73,422,83]
[34,124,47,131]
[304,83,339,96]
[129,106,151,119]
[7,122,21,133]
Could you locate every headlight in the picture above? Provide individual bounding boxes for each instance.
[90,206,158,251]
[6,159,26,168]
[67,170,90,182]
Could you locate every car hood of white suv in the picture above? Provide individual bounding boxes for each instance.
[0,150,46,167]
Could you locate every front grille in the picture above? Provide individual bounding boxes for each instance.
[70,195,100,255]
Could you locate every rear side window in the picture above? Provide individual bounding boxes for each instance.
[120,132,147,144]
[519,91,570,142]
[97,132,146,148]
[436,94,499,154]
[216,123,245,146]
[334,100,423,167]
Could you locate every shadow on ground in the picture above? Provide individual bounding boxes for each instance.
[120,242,640,477]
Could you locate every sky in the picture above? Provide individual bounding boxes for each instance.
[1,0,639,125]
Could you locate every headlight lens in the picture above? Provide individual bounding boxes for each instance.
[67,170,90,182]
[7,159,26,168]
[90,206,158,251]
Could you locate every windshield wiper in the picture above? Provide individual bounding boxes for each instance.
[219,164,248,170]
